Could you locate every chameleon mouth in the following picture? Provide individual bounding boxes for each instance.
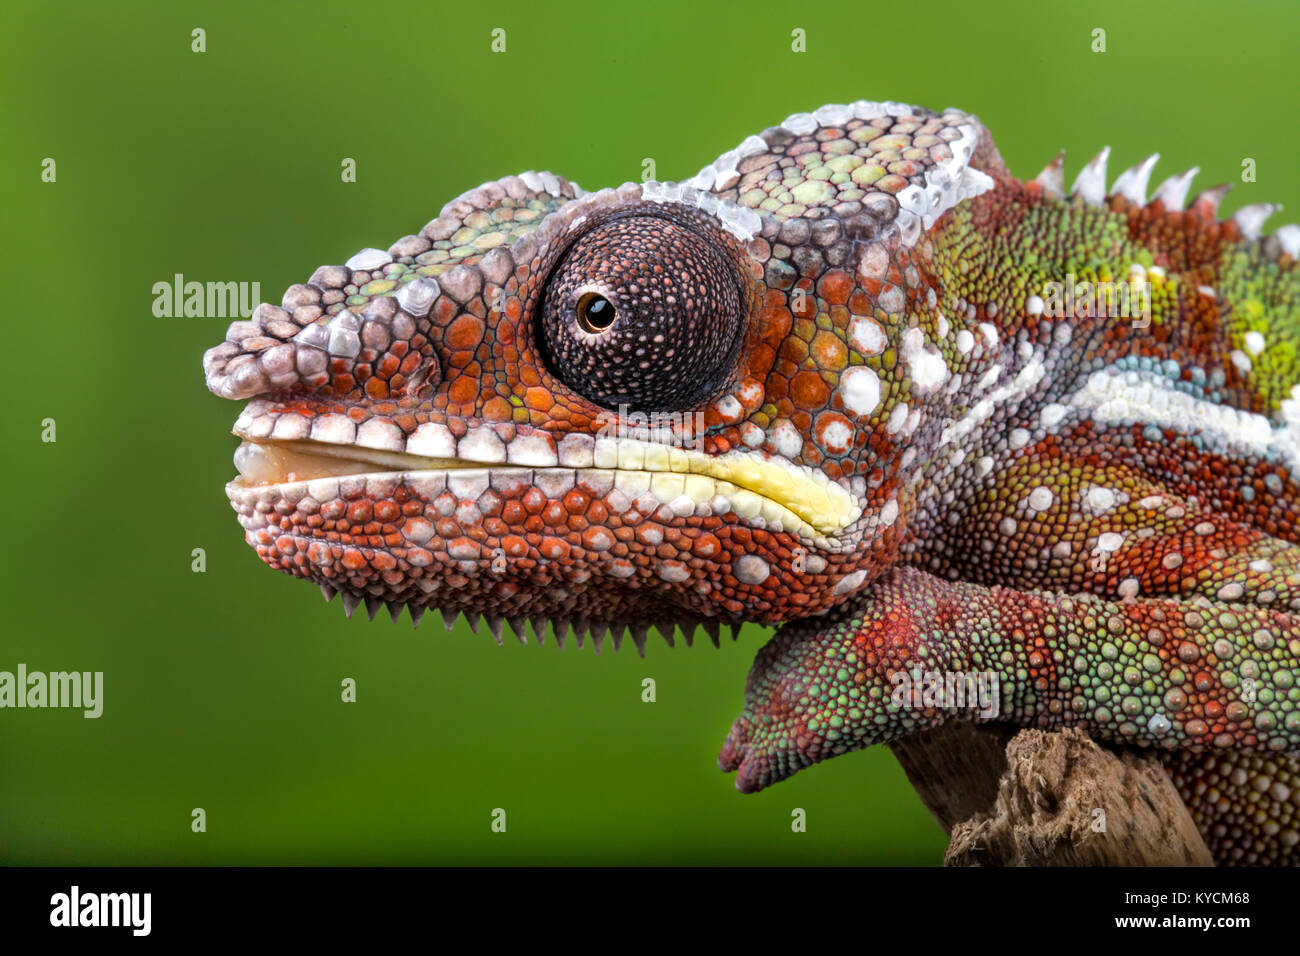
[229,436,860,540]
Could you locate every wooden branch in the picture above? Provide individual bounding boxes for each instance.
[889,724,1214,866]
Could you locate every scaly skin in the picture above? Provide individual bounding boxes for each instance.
[204,101,1300,864]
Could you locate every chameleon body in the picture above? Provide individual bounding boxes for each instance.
[204,101,1300,865]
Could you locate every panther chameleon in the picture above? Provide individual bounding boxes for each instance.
[203,100,1300,865]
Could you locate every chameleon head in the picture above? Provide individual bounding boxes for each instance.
[202,101,1004,640]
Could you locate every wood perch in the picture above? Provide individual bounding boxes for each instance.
[889,723,1215,866]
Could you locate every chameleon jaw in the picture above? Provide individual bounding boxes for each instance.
[223,432,877,630]
[229,436,861,541]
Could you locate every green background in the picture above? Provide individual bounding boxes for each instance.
[1,0,1296,864]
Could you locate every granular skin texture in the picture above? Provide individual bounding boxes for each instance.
[205,101,1300,864]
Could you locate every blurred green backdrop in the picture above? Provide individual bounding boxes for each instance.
[1,0,1296,864]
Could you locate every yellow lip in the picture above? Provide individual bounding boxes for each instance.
[231,437,860,538]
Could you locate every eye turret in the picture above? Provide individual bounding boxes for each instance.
[539,214,745,411]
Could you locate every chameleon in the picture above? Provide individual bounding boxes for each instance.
[203,100,1300,865]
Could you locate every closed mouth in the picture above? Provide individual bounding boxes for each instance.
[229,435,860,541]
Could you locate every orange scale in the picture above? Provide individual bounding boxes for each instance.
[524,386,554,411]
[817,269,854,305]
[497,535,527,557]
[480,397,511,421]
[446,377,479,404]
[539,537,570,560]
[790,371,831,409]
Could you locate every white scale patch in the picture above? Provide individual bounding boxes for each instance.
[820,418,852,453]
[1096,532,1125,553]
[849,317,887,355]
[1039,403,1068,429]
[640,180,763,241]
[878,498,900,528]
[734,554,771,584]
[1083,485,1119,514]
[677,101,996,248]
[1070,368,1300,473]
[901,327,949,391]
[345,248,392,271]
[886,403,910,435]
[1027,486,1055,512]
[770,420,804,457]
[939,354,1045,448]
[841,366,882,416]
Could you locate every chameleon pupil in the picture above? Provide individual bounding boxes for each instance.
[576,293,615,333]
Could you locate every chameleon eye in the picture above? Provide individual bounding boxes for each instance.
[539,214,744,411]
[575,292,617,333]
